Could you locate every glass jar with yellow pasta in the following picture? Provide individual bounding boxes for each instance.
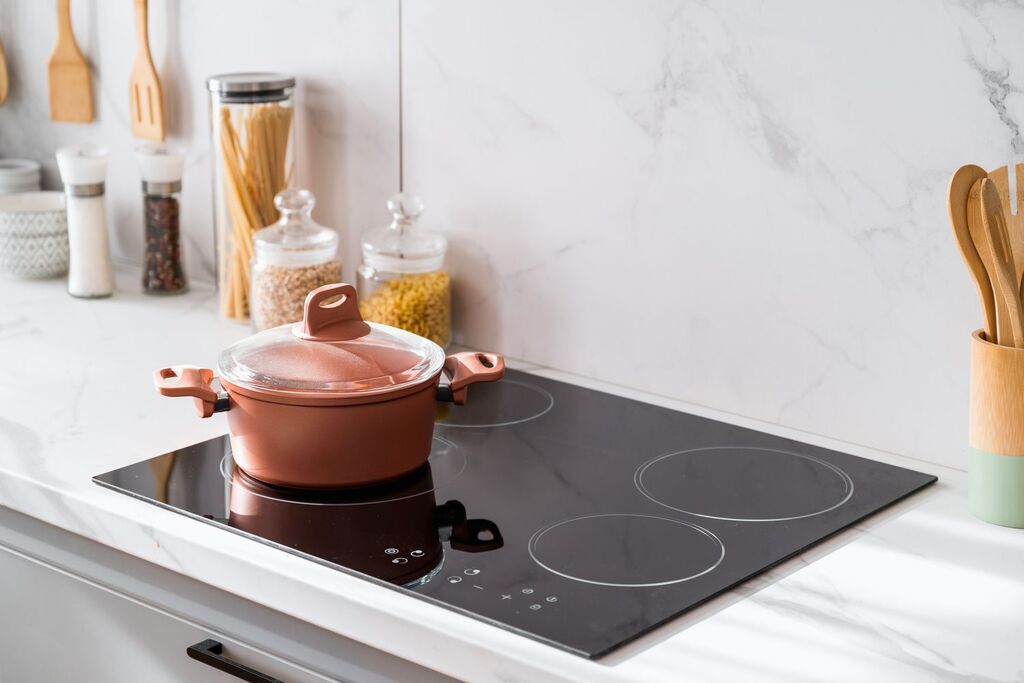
[357,193,450,347]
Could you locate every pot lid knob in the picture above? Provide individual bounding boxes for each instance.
[296,283,371,342]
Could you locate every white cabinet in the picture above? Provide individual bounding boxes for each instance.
[0,545,326,683]
[0,507,457,683]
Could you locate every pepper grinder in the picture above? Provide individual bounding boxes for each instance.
[136,144,187,295]
[56,145,114,298]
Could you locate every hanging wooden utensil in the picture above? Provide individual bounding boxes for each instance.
[980,178,1024,348]
[949,165,996,342]
[0,35,9,106]
[47,0,93,122]
[128,0,165,140]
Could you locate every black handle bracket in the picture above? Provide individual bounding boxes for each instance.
[186,639,285,683]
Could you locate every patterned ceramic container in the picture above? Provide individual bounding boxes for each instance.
[0,192,69,279]
[0,159,42,195]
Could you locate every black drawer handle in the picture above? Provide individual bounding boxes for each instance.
[186,639,285,683]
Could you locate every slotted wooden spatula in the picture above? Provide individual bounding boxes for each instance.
[980,179,1024,348]
[47,0,93,122]
[129,0,164,140]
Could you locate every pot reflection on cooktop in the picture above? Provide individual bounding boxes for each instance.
[220,435,467,506]
[635,447,854,522]
[435,379,554,428]
[228,461,502,587]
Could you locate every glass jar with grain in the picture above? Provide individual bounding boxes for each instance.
[136,144,187,295]
[357,193,450,348]
[207,73,296,323]
[250,189,341,332]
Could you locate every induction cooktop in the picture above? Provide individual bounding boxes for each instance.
[95,369,936,658]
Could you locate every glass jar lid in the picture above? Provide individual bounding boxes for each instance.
[254,189,338,266]
[218,284,445,401]
[361,193,447,273]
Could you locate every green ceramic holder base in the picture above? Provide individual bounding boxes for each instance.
[969,448,1024,528]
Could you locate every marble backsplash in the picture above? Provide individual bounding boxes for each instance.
[400,0,1024,470]
[0,0,399,282]
[3,0,1022,471]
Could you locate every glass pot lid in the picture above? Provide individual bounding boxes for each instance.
[218,284,445,401]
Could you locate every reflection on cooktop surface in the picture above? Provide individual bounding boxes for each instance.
[95,369,936,658]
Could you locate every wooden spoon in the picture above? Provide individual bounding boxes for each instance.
[47,0,93,122]
[948,165,996,341]
[129,0,165,140]
[980,178,1024,348]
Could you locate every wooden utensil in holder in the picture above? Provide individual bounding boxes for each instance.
[968,329,1024,527]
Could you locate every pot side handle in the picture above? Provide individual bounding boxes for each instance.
[154,366,225,418]
[440,352,505,405]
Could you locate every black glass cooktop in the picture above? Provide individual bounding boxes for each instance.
[95,370,936,658]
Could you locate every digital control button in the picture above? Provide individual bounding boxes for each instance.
[447,576,462,584]
[521,588,534,594]
[529,604,542,611]
[464,568,480,576]
[501,594,512,600]
[384,548,399,555]
[545,596,558,603]
[391,557,408,564]
[410,549,425,557]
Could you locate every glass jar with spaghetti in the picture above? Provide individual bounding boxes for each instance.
[207,73,296,322]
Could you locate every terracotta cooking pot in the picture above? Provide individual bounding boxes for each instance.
[155,283,505,488]
[228,463,503,586]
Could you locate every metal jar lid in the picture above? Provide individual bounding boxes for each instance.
[206,73,295,104]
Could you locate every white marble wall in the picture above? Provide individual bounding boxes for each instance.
[4,1,1021,471]
[400,0,1024,470]
[0,0,399,281]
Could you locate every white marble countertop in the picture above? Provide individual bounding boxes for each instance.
[1,269,1022,682]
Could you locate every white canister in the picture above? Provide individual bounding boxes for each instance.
[56,145,114,298]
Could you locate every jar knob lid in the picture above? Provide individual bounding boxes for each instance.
[295,283,370,342]
[275,188,316,215]
[387,193,424,223]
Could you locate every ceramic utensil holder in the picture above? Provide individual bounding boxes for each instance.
[969,330,1024,527]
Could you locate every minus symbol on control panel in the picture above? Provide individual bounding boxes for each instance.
[472,584,484,590]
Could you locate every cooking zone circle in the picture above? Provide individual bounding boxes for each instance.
[528,514,725,588]
[635,447,854,522]
[435,379,554,428]
[219,435,466,506]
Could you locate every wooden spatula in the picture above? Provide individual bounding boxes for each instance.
[0,35,9,106]
[47,0,93,122]
[129,0,164,141]
[980,178,1024,348]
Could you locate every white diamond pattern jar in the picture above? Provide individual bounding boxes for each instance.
[56,145,113,298]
